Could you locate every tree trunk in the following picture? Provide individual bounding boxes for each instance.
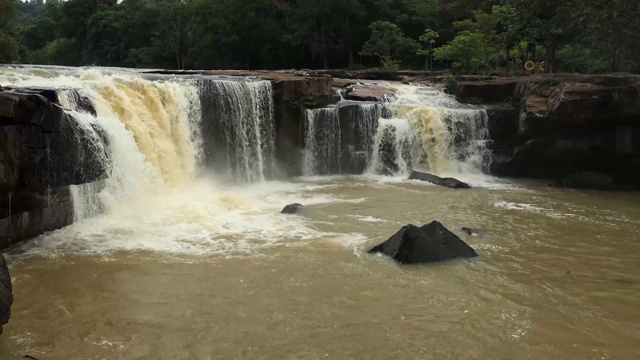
[346,18,354,69]
[321,20,328,69]
[505,44,510,76]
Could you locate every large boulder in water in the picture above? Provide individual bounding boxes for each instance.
[368,221,478,264]
[281,203,304,214]
[409,171,471,189]
[0,254,12,334]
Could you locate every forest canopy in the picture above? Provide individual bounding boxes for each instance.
[1,0,639,74]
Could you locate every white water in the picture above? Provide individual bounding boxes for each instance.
[0,66,359,257]
[367,118,414,176]
[303,108,341,176]
[199,80,275,182]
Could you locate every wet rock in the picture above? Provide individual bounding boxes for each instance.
[462,74,640,186]
[1,89,110,249]
[281,203,304,214]
[0,253,12,334]
[344,84,396,102]
[549,172,617,191]
[368,221,478,264]
[409,171,471,189]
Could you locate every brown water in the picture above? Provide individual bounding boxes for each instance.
[1,177,640,360]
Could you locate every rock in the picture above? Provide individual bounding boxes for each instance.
[409,171,471,189]
[456,74,640,187]
[549,172,618,191]
[281,203,304,214]
[344,83,396,102]
[455,78,523,104]
[461,227,481,236]
[0,253,12,334]
[1,89,110,249]
[368,221,478,264]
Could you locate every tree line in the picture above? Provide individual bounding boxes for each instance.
[1,0,639,74]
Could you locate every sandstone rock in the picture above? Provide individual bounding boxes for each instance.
[344,83,396,102]
[463,74,640,186]
[368,221,478,264]
[455,78,522,103]
[409,171,471,189]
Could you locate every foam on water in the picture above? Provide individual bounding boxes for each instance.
[10,180,364,258]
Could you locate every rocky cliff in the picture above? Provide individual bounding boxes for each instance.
[0,87,110,249]
[455,74,640,189]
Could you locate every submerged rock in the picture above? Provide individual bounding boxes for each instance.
[281,203,304,214]
[461,227,480,236]
[409,171,471,189]
[0,254,12,334]
[549,172,618,191]
[368,221,478,264]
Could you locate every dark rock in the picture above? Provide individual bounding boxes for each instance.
[1,90,110,249]
[409,171,471,189]
[549,172,618,191]
[368,221,478,264]
[460,74,640,185]
[0,253,12,335]
[281,203,304,214]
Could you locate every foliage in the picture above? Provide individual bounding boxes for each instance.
[0,0,21,63]
[3,0,638,74]
[442,71,457,90]
[360,21,419,68]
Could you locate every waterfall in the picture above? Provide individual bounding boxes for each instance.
[338,103,380,174]
[368,118,413,176]
[368,85,491,176]
[199,79,275,182]
[303,108,341,176]
[302,84,491,178]
[53,71,204,220]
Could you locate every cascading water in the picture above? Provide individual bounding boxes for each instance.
[338,103,381,174]
[303,108,341,176]
[367,84,491,177]
[199,80,275,182]
[2,68,205,221]
[1,66,316,256]
[302,84,491,179]
[367,118,413,176]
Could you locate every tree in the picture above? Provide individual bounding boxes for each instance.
[417,28,438,71]
[0,0,21,63]
[360,21,419,70]
[434,32,484,74]
[288,0,366,69]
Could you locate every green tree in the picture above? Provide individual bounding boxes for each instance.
[360,21,419,70]
[434,32,484,74]
[417,28,439,71]
[0,0,21,63]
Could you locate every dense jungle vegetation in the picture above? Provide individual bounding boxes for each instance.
[1,0,639,74]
